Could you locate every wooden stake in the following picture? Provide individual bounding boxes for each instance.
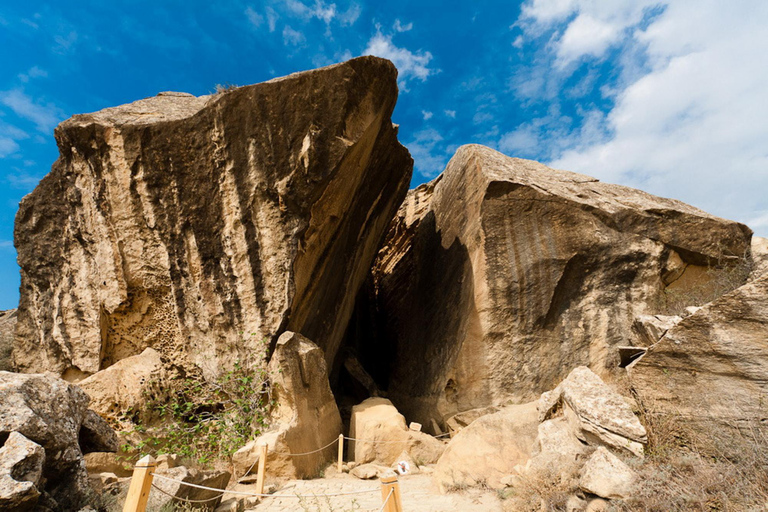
[337,433,344,473]
[380,476,403,512]
[123,455,156,512]
[255,443,268,497]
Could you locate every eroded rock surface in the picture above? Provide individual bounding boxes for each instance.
[0,432,44,512]
[628,273,768,451]
[359,144,751,426]
[13,56,412,381]
[0,309,16,372]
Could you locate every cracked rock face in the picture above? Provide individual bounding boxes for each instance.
[361,144,751,427]
[13,56,412,380]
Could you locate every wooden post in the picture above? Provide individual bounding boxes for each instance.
[337,433,344,473]
[255,443,268,497]
[123,455,156,512]
[380,476,403,512]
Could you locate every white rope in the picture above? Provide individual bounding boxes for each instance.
[345,436,410,445]
[376,488,394,512]
[150,472,379,498]
[150,482,225,503]
[272,436,340,456]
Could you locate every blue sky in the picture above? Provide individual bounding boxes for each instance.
[1,0,767,309]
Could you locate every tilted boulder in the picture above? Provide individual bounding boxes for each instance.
[434,401,539,491]
[360,144,751,426]
[628,273,768,453]
[349,397,409,465]
[148,465,231,512]
[0,371,117,509]
[13,56,412,381]
[0,432,45,511]
[233,332,342,479]
[539,366,647,457]
[579,447,636,500]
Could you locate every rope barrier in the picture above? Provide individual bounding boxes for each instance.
[150,482,225,504]
[271,435,341,456]
[151,472,379,499]
[376,488,394,512]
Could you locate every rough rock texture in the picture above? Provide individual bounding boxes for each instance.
[148,466,231,511]
[628,273,768,451]
[750,236,768,280]
[0,371,117,509]
[0,432,45,511]
[83,452,132,477]
[13,56,412,381]
[528,416,588,475]
[0,309,16,372]
[233,332,342,479]
[445,406,499,437]
[434,401,539,491]
[77,347,164,424]
[359,144,751,427]
[631,314,682,347]
[349,397,409,465]
[579,447,636,499]
[540,367,647,457]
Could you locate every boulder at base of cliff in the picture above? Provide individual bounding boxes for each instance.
[0,371,118,509]
[233,332,342,479]
[0,432,45,511]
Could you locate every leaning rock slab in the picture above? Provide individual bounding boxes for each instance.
[14,56,413,381]
[434,401,539,491]
[540,366,646,457]
[0,432,45,511]
[360,144,750,426]
[579,447,636,499]
[233,332,342,479]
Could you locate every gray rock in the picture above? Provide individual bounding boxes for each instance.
[579,447,636,499]
[0,432,45,511]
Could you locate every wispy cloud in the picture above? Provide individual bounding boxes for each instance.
[245,6,264,28]
[338,4,361,26]
[0,89,63,133]
[284,0,337,24]
[444,110,456,118]
[282,25,306,46]
[18,66,47,83]
[422,110,433,120]
[362,30,435,88]
[393,19,413,32]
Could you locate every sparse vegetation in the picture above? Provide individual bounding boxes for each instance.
[213,82,239,94]
[498,462,580,512]
[122,335,273,466]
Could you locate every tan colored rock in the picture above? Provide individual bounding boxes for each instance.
[0,432,44,512]
[445,406,500,437]
[77,347,163,424]
[0,309,15,372]
[156,453,179,471]
[585,498,610,512]
[631,314,682,347]
[360,144,751,426]
[350,463,393,480]
[750,236,768,280]
[233,332,342,479]
[349,397,409,465]
[147,465,230,511]
[13,56,412,381]
[540,367,646,457]
[628,273,768,453]
[83,452,132,477]
[406,430,445,465]
[434,401,539,491]
[579,447,636,499]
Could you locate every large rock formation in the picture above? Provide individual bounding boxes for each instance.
[0,371,118,509]
[628,272,768,451]
[0,310,16,372]
[355,144,751,428]
[13,56,412,381]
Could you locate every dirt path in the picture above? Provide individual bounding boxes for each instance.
[240,472,504,512]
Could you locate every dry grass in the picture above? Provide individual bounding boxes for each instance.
[499,461,581,512]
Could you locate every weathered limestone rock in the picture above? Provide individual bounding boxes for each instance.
[349,397,409,465]
[0,309,15,372]
[445,406,499,437]
[405,430,445,465]
[434,401,539,491]
[13,56,412,381]
[148,466,231,511]
[579,447,636,499]
[631,314,682,347]
[83,452,132,477]
[350,463,393,480]
[0,371,116,508]
[77,347,164,424]
[750,236,768,280]
[361,144,751,426]
[628,273,768,452]
[540,367,647,457]
[233,332,342,479]
[80,410,119,453]
[527,416,589,477]
[0,432,45,511]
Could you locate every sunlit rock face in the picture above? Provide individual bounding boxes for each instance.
[13,56,412,380]
[359,144,751,428]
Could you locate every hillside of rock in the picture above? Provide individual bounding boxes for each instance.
[348,144,752,428]
[13,56,412,381]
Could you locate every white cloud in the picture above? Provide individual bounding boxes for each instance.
[282,25,306,46]
[362,31,435,86]
[0,89,63,133]
[266,7,278,32]
[444,110,456,118]
[405,128,446,178]
[18,66,47,83]
[393,19,413,32]
[517,0,768,235]
[284,0,337,24]
[338,4,361,26]
[422,110,433,120]
[245,7,264,28]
